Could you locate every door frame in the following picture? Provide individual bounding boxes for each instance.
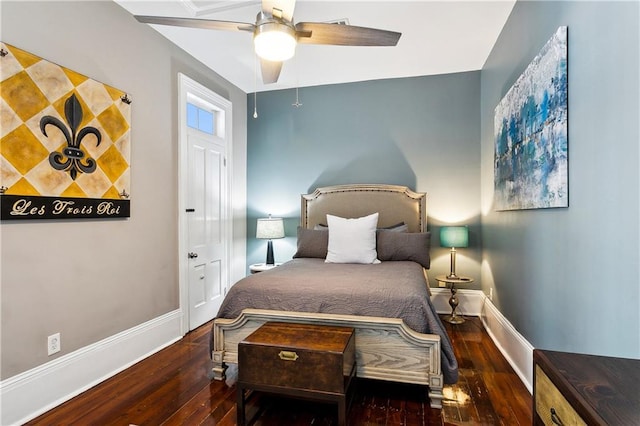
[178,73,233,335]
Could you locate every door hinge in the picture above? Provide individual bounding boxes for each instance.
[223,157,226,167]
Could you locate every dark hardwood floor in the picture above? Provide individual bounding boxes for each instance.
[26,316,532,425]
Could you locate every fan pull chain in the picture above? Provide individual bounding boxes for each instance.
[253,92,258,119]
[292,55,302,108]
[253,54,258,119]
[293,87,302,108]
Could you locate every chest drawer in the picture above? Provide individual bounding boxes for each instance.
[238,322,355,394]
[535,365,586,425]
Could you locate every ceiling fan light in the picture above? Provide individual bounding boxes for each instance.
[254,25,297,62]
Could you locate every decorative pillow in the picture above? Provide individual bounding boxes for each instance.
[376,231,431,269]
[325,213,380,264]
[293,227,328,259]
[378,222,409,232]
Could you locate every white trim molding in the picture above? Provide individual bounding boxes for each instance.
[0,310,183,426]
[481,297,534,393]
[430,289,534,393]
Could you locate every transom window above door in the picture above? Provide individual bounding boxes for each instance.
[187,102,215,135]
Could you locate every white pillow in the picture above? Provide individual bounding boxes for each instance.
[325,213,380,264]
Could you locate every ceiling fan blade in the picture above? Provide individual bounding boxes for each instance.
[295,22,401,46]
[260,59,283,84]
[135,15,254,32]
[261,0,296,21]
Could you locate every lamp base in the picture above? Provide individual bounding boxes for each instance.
[448,248,459,280]
[265,240,275,265]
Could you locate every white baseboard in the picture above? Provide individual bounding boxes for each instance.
[481,297,534,393]
[0,309,183,426]
[431,289,533,393]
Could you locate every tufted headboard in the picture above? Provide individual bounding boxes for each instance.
[301,184,426,232]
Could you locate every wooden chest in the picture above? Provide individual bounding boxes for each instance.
[237,322,356,425]
[533,349,640,425]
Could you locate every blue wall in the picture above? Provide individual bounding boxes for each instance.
[247,72,482,282]
[480,1,639,357]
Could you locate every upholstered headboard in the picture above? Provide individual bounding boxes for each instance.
[301,184,427,232]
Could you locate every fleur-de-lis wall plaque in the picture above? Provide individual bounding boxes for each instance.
[1,42,131,221]
[41,94,102,180]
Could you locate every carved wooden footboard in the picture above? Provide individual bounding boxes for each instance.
[211,309,444,409]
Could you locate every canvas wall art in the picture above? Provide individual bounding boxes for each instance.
[0,42,131,220]
[494,26,568,211]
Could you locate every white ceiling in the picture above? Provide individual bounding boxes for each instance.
[115,0,516,93]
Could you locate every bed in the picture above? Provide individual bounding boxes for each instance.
[211,184,457,408]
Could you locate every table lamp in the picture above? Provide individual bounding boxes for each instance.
[440,226,469,279]
[256,215,285,265]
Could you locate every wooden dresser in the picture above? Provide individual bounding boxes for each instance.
[237,322,356,426]
[533,349,640,425]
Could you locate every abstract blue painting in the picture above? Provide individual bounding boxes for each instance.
[494,26,568,211]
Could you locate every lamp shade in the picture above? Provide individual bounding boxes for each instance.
[256,216,285,240]
[440,226,469,248]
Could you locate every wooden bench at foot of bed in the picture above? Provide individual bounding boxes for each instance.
[211,309,445,409]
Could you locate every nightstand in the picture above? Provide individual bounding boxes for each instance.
[249,263,282,274]
[435,275,474,324]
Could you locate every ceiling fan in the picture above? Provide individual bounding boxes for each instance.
[135,0,401,84]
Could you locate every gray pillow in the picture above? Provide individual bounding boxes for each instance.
[376,231,431,269]
[378,222,409,232]
[293,227,328,258]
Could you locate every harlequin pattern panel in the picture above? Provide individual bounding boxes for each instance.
[0,43,131,220]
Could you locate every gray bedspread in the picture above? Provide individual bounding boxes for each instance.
[215,258,458,384]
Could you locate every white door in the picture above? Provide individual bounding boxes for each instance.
[179,74,232,332]
[186,130,226,330]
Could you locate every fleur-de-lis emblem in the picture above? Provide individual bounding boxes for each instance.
[41,94,102,180]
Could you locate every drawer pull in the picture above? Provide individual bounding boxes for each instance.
[550,408,564,425]
[278,350,299,361]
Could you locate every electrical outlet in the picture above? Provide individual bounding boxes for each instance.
[48,333,61,356]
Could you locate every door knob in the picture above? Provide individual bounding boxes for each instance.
[188,252,198,259]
